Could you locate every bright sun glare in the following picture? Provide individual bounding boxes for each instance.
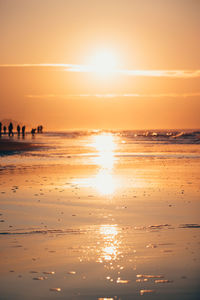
[90,50,117,73]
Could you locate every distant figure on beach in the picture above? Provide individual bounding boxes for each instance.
[0,122,2,136]
[17,125,20,136]
[31,128,36,136]
[37,125,43,133]
[22,125,26,137]
[8,122,14,136]
[3,126,6,134]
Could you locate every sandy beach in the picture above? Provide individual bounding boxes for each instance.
[0,131,199,300]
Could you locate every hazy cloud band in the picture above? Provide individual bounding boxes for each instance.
[0,64,200,78]
[26,93,200,99]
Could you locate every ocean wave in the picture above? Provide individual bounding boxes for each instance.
[44,130,200,144]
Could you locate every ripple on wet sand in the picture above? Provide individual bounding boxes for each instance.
[136,278,148,282]
[98,298,114,300]
[155,279,173,283]
[49,288,61,292]
[32,276,47,280]
[30,271,38,274]
[140,290,156,295]
[67,271,76,275]
[137,274,164,278]
[116,278,130,284]
[179,224,200,228]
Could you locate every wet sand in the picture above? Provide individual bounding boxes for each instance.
[0,138,41,153]
[0,132,199,300]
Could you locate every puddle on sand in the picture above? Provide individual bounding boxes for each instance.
[136,278,148,282]
[140,290,156,295]
[179,224,200,228]
[32,276,47,280]
[137,274,164,279]
[98,298,114,300]
[155,279,173,283]
[49,288,61,292]
[98,298,117,300]
[116,278,130,284]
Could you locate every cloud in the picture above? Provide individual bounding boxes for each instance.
[117,70,200,78]
[65,67,200,79]
[26,92,200,99]
[0,63,74,67]
[0,63,200,78]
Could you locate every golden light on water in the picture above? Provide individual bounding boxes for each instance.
[98,298,114,300]
[92,133,117,195]
[99,225,120,262]
[100,224,118,238]
[93,170,115,196]
[72,133,149,194]
[102,246,118,261]
[92,134,116,153]
[92,133,116,170]
[72,133,119,195]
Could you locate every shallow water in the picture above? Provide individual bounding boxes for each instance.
[0,130,200,299]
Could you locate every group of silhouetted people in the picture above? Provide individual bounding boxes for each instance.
[0,122,26,137]
[37,125,43,133]
[16,125,26,136]
[31,125,43,136]
[0,122,43,137]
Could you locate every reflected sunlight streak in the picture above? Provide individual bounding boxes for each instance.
[100,224,119,238]
[99,225,119,261]
[72,134,118,196]
[90,133,117,195]
[92,134,116,170]
[99,225,120,262]
[94,170,115,196]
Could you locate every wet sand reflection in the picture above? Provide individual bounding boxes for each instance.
[73,133,119,195]
[99,224,120,262]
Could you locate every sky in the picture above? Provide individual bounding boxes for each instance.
[0,0,200,130]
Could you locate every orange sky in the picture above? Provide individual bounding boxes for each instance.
[0,0,200,130]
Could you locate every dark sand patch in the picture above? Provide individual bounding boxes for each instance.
[0,138,42,154]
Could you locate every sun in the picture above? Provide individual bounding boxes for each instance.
[89,49,117,74]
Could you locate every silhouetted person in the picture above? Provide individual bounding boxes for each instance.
[3,126,6,134]
[31,128,36,136]
[37,125,43,133]
[17,125,20,136]
[0,122,2,136]
[8,122,14,136]
[22,125,25,137]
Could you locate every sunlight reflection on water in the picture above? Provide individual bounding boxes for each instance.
[99,224,120,262]
[92,134,117,195]
[91,133,116,170]
[73,133,119,195]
